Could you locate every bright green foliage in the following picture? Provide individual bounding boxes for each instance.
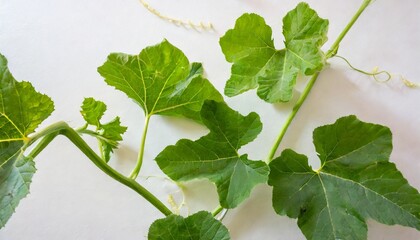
[148,211,230,240]
[268,116,420,240]
[156,100,269,208]
[0,54,54,228]
[220,2,328,102]
[81,97,107,126]
[80,97,127,162]
[97,40,223,123]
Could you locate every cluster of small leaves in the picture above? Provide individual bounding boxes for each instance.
[0,54,54,227]
[80,97,127,162]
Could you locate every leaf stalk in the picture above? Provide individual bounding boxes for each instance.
[212,205,224,217]
[130,115,151,179]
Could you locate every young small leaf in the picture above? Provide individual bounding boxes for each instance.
[80,98,127,162]
[148,211,230,240]
[156,100,269,208]
[0,53,54,228]
[97,40,223,122]
[81,97,107,127]
[220,2,328,102]
[268,116,420,240]
[100,117,126,161]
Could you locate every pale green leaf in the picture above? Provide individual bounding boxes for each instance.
[81,97,107,127]
[220,2,328,102]
[156,100,269,208]
[148,211,230,240]
[100,117,126,161]
[97,40,223,122]
[268,116,420,240]
[0,53,54,228]
[79,98,127,162]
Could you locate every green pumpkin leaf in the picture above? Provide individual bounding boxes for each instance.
[156,100,269,208]
[80,98,127,162]
[148,211,230,240]
[97,40,223,123]
[220,2,328,102]
[268,115,420,240]
[0,53,54,228]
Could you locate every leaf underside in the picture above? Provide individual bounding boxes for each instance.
[0,53,54,228]
[98,40,223,123]
[268,115,420,240]
[156,100,269,208]
[148,211,230,240]
[220,2,328,103]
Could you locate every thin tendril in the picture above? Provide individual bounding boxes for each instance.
[334,55,419,88]
[401,76,420,88]
[334,55,391,82]
[139,0,214,31]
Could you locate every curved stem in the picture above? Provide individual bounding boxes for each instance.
[266,0,373,163]
[27,122,172,216]
[27,132,59,159]
[130,115,151,179]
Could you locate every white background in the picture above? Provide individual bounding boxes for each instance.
[1,0,420,239]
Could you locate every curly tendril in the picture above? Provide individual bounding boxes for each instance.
[334,55,419,88]
[334,55,391,82]
[139,0,214,31]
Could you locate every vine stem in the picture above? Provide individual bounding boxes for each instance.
[27,122,172,216]
[266,72,320,162]
[129,115,151,179]
[266,0,373,163]
[326,0,373,58]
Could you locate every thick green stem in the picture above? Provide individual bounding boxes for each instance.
[27,133,59,159]
[27,122,172,216]
[26,122,69,147]
[129,115,151,179]
[266,0,373,163]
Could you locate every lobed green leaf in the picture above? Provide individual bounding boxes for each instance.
[268,115,420,239]
[98,40,223,123]
[0,53,54,228]
[156,100,269,208]
[148,211,230,240]
[220,2,328,102]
